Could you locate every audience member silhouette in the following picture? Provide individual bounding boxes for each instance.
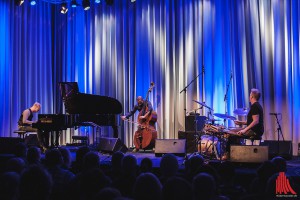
[26,146,41,166]
[159,153,179,184]
[193,172,229,200]
[217,161,247,200]
[44,149,74,200]
[59,147,72,170]
[112,154,138,198]
[80,168,112,200]
[163,176,192,200]
[6,157,26,174]
[93,187,122,200]
[140,157,153,173]
[108,151,125,181]
[71,146,90,174]
[249,161,277,195]
[0,171,20,200]
[19,165,53,200]
[13,142,27,161]
[82,151,101,171]
[133,172,162,200]
[185,154,205,182]
[271,156,287,172]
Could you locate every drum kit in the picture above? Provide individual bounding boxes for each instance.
[189,100,249,160]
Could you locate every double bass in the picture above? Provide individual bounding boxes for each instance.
[133,82,158,150]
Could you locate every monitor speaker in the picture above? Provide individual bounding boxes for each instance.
[262,140,292,160]
[178,131,197,153]
[230,145,268,163]
[155,139,186,157]
[185,115,206,132]
[24,134,39,147]
[0,137,23,154]
[98,137,128,154]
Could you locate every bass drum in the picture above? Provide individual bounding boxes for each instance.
[198,135,225,159]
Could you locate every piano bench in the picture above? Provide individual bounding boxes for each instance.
[13,130,28,139]
[72,136,88,145]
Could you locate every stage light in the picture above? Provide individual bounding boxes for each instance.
[30,0,36,6]
[71,0,77,8]
[82,0,90,10]
[131,0,136,2]
[15,0,24,6]
[95,0,101,3]
[105,0,113,6]
[60,3,68,14]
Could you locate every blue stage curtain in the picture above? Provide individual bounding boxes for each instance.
[0,0,299,154]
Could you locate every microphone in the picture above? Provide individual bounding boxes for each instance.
[270,113,281,115]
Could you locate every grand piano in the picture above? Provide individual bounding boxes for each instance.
[33,82,122,147]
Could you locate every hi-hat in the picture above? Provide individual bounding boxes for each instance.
[233,108,249,116]
[213,113,236,120]
[193,100,214,111]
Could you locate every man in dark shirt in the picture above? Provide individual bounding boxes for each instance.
[18,102,48,151]
[121,96,154,152]
[234,88,264,138]
[223,89,264,160]
[121,96,153,120]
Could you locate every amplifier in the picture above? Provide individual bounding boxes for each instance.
[262,140,292,160]
[230,145,268,163]
[155,139,186,157]
[178,131,198,153]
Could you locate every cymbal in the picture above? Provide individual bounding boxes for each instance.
[205,119,221,123]
[213,113,236,120]
[233,108,249,116]
[192,100,214,111]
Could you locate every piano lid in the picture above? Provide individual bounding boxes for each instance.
[59,82,122,114]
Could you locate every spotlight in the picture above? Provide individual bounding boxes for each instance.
[30,0,36,5]
[95,0,101,3]
[82,0,90,10]
[131,0,136,2]
[15,0,24,6]
[60,3,68,14]
[105,0,113,6]
[71,0,77,8]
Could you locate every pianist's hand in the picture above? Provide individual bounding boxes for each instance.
[237,129,246,135]
[121,116,127,120]
[234,120,244,125]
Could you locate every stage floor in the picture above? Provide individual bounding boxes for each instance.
[64,145,300,177]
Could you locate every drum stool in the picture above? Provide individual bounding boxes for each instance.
[244,135,262,146]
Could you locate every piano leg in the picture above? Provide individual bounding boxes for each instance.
[55,131,60,147]
[50,131,54,148]
[44,131,50,148]
[112,125,118,138]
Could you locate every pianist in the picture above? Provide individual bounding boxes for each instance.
[17,102,48,151]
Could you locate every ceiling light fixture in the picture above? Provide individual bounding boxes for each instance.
[60,3,68,14]
[82,0,90,10]
[71,0,77,8]
[15,0,24,6]
[30,0,36,6]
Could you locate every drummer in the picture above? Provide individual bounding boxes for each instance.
[224,88,264,159]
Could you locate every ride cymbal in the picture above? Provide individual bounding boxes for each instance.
[213,113,236,120]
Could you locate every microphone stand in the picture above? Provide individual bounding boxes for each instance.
[273,114,284,156]
[180,73,201,134]
[223,72,232,127]
[180,73,202,164]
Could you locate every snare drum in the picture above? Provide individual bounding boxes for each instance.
[198,135,220,156]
